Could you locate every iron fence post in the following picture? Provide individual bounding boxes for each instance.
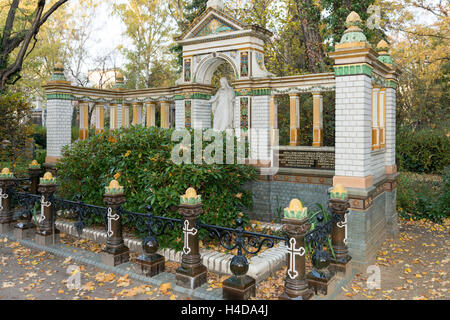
[102,180,130,267]
[0,169,16,233]
[176,188,207,289]
[279,217,313,300]
[35,172,59,245]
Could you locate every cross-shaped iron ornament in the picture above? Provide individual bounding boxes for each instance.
[287,237,305,279]
[183,219,198,255]
[337,213,348,244]
[107,207,119,237]
[0,188,7,212]
[39,195,51,223]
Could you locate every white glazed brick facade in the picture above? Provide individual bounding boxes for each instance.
[175,100,185,129]
[46,99,72,158]
[371,152,386,181]
[234,96,241,130]
[250,95,271,161]
[385,88,396,167]
[335,75,372,178]
[116,105,123,128]
[192,99,211,129]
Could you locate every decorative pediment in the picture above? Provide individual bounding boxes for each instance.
[194,17,236,37]
[176,8,247,42]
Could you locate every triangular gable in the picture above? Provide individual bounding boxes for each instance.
[177,7,247,41]
[194,17,237,37]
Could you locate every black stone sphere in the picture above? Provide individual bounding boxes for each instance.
[312,249,330,270]
[143,236,159,255]
[230,255,249,276]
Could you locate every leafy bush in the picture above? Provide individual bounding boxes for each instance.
[32,125,47,149]
[57,126,258,249]
[0,92,33,164]
[397,127,449,174]
[397,170,450,223]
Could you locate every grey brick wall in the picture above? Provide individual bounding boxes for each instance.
[244,180,330,221]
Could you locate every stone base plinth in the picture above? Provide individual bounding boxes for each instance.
[279,287,313,300]
[136,254,165,277]
[330,257,352,277]
[14,223,36,240]
[222,275,256,300]
[176,264,207,289]
[101,247,130,267]
[35,232,60,246]
[306,269,336,296]
[0,222,16,234]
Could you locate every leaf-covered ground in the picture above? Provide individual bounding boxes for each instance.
[0,238,188,300]
[0,218,448,300]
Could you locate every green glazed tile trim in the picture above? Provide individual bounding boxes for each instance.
[334,64,373,77]
[378,55,394,65]
[235,88,272,96]
[386,80,397,89]
[46,93,74,101]
[190,93,211,100]
[174,95,185,100]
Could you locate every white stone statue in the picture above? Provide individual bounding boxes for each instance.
[210,77,235,131]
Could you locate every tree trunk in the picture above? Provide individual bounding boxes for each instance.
[294,0,327,73]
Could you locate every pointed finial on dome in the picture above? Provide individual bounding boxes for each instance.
[376,39,394,66]
[346,11,362,27]
[335,11,368,49]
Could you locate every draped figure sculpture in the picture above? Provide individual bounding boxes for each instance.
[210,77,235,131]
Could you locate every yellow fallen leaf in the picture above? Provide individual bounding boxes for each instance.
[159,282,172,295]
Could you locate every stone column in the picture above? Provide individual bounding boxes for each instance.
[122,104,130,128]
[270,95,278,146]
[79,102,89,140]
[279,215,313,300]
[14,162,41,239]
[160,101,171,128]
[174,99,185,129]
[110,104,118,130]
[36,172,59,245]
[176,188,207,289]
[328,12,401,270]
[95,103,105,134]
[102,180,130,266]
[289,93,300,146]
[44,63,72,165]
[0,169,16,233]
[312,92,323,147]
[146,102,156,127]
[192,98,211,129]
[132,103,143,126]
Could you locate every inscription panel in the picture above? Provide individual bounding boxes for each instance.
[278,150,335,170]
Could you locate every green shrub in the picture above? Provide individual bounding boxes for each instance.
[397,170,450,223]
[32,125,47,149]
[397,127,449,174]
[57,126,258,249]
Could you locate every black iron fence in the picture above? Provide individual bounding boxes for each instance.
[0,166,352,300]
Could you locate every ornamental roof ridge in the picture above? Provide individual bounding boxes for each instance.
[176,7,271,42]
